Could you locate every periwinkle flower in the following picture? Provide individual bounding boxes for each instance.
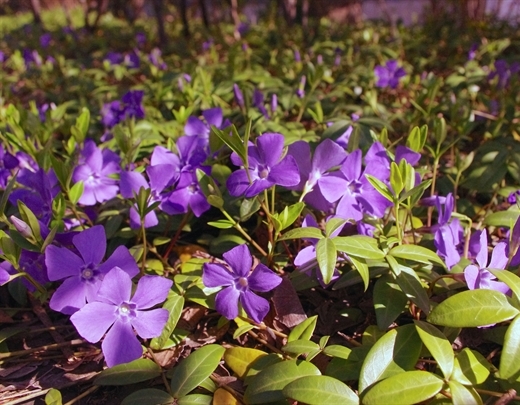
[124,51,140,69]
[253,89,268,118]
[233,84,245,109]
[374,60,406,89]
[71,267,172,367]
[101,101,124,128]
[72,140,120,206]
[202,244,282,323]
[488,60,520,89]
[22,49,42,68]
[0,145,19,188]
[227,133,300,198]
[149,48,166,70]
[185,107,230,150]
[464,230,509,294]
[105,51,124,65]
[432,194,463,269]
[40,33,52,48]
[121,90,145,120]
[296,75,306,98]
[136,31,146,47]
[45,225,139,314]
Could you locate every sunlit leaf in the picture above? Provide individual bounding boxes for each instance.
[224,347,267,379]
[414,320,454,378]
[94,359,162,386]
[283,375,358,405]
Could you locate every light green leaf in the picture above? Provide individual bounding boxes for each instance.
[361,371,443,405]
[500,315,520,380]
[273,202,305,232]
[396,268,430,314]
[389,245,445,267]
[365,174,394,203]
[243,359,321,404]
[94,359,162,386]
[489,269,520,302]
[333,236,385,260]
[170,344,225,398]
[427,289,519,327]
[316,237,337,285]
[207,219,234,229]
[448,380,483,405]
[323,345,352,360]
[282,339,320,357]
[373,275,408,330]
[484,210,520,227]
[283,375,358,405]
[390,162,404,196]
[414,320,454,378]
[150,294,185,350]
[69,181,84,205]
[279,227,323,241]
[349,255,369,291]
[121,388,174,405]
[452,348,491,385]
[177,394,212,405]
[45,388,62,405]
[233,324,255,339]
[288,316,318,342]
[224,347,267,379]
[325,218,348,237]
[359,324,422,393]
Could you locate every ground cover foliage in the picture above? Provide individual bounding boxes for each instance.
[2,6,520,405]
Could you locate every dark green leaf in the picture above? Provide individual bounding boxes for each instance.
[325,218,347,238]
[170,344,225,398]
[349,255,369,291]
[500,315,520,380]
[316,237,337,285]
[373,275,408,330]
[396,269,430,314]
[69,181,84,205]
[279,227,323,241]
[177,394,212,405]
[365,174,394,203]
[94,359,162,386]
[122,388,174,405]
[150,294,185,350]
[283,375,358,405]
[427,289,519,327]
[484,210,520,227]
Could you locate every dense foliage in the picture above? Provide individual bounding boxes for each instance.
[2,7,520,405]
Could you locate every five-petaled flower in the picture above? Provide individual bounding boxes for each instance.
[374,60,406,89]
[70,267,172,367]
[202,244,282,323]
[45,225,139,314]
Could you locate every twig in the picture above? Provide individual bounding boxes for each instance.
[63,385,99,405]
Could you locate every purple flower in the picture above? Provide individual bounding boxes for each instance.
[136,32,146,47]
[124,51,140,69]
[40,33,52,48]
[488,60,520,89]
[253,89,268,118]
[121,90,145,121]
[45,225,139,314]
[0,264,9,285]
[105,51,124,65]
[22,49,42,68]
[468,43,478,61]
[70,267,171,367]
[296,76,306,98]
[464,230,509,294]
[227,133,300,198]
[0,51,7,63]
[185,107,230,149]
[72,140,120,206]
[294,49,301,63]
[334,47,342,66]
[374,60,406,89]
[101,101,124,128]
[233,84,245,109]
[0,145,19,188]
[432,194,462,269]
[149,48,166,70]
[202,244,281,323]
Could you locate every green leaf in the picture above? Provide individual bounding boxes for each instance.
[361,371,443,405]
[389,245,445,267]
[177,394,212,405]
[484,210,520,227]
[282,339,320,357]
[448,380,483,405]
[150,294,185,350]
[325,346,371,382]
[224,347,267,379]
[288,316,318,342]
[243,359,321,404]
[452,348,491,385]
[333,236,385,260]
[72,107,90,143]
[233,324,255,339]
[427,289,519,327]
[359,324,422,393]
[323,345,352,360]
[414,320,454,378]
[316,237,337,285]
[244,354,284,385]
[69,181,84,205]
[170,344,225,398]
[500,315,520,380]
[282,375,358,405]
[45,388,62,405]
[0,170,18,216]
[373,275,408,330]
[94,359,162,386]
[273,202,305,232]
[325,218,347,238]
[350,255,370,291]
[365,174,394,203]
[0,325,27,344]
[390,162,404,196]
[396,268,430,314]
[489,269,520,302]
[122,388,174,405]
[279,227,323,241]
[207,219,234,229]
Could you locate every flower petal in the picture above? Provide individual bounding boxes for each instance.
[223,244,252,277]
[70,301,117,343]
[102,319,143,367]
[248,264,282,292]
[45,245,84,281]
[132,276,173,309]
[215,286,240,320]
[489,242,508,269]
[97,267,132,305]
[269,156,300,187]
[240,289,270,323]
[132,308,169,338]
[98,246,139,277]
[49,276,89,314]
[203,263,234,288]
[312,139,346,172]
[317,175,349,203]
[120,171,149,198]
[256,133,284,168]
[73,225,106,266]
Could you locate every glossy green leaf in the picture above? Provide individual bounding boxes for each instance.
[483,210,520,227]
[233,324,255,339]
[366,174,394,203]
[448,380,483,405]
[323,345,352,359]
[325,218,348,237]
[373,275,408,330]
[489,269,520,301]
[150,294,185,350]
[207,219,234,229]
[283,375,358,405]
[316,237,337,285]
[288,316,318,342]
[325,346,370,382]
[500,315,520,380]
[170,344,225,398]
[45,388,63,405]
[121,388,174,405]
[452,348,491,385]
[333,236,385,259]
[243,359,321,404]
[282,339,320,357]
[427,289,519,327]
[361,371,443,405]
[177,394,212,405]
[390,161,404,196]
[279,227,323,241]
[350,256,370,291]
[273,202,305,232]
[244,354,284,385]
[414,320,454,378]
[359,324,422,393]
[94,359,162,386]
[224,347,267,379]
[396,268,430,314]
[389,245,445,267]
